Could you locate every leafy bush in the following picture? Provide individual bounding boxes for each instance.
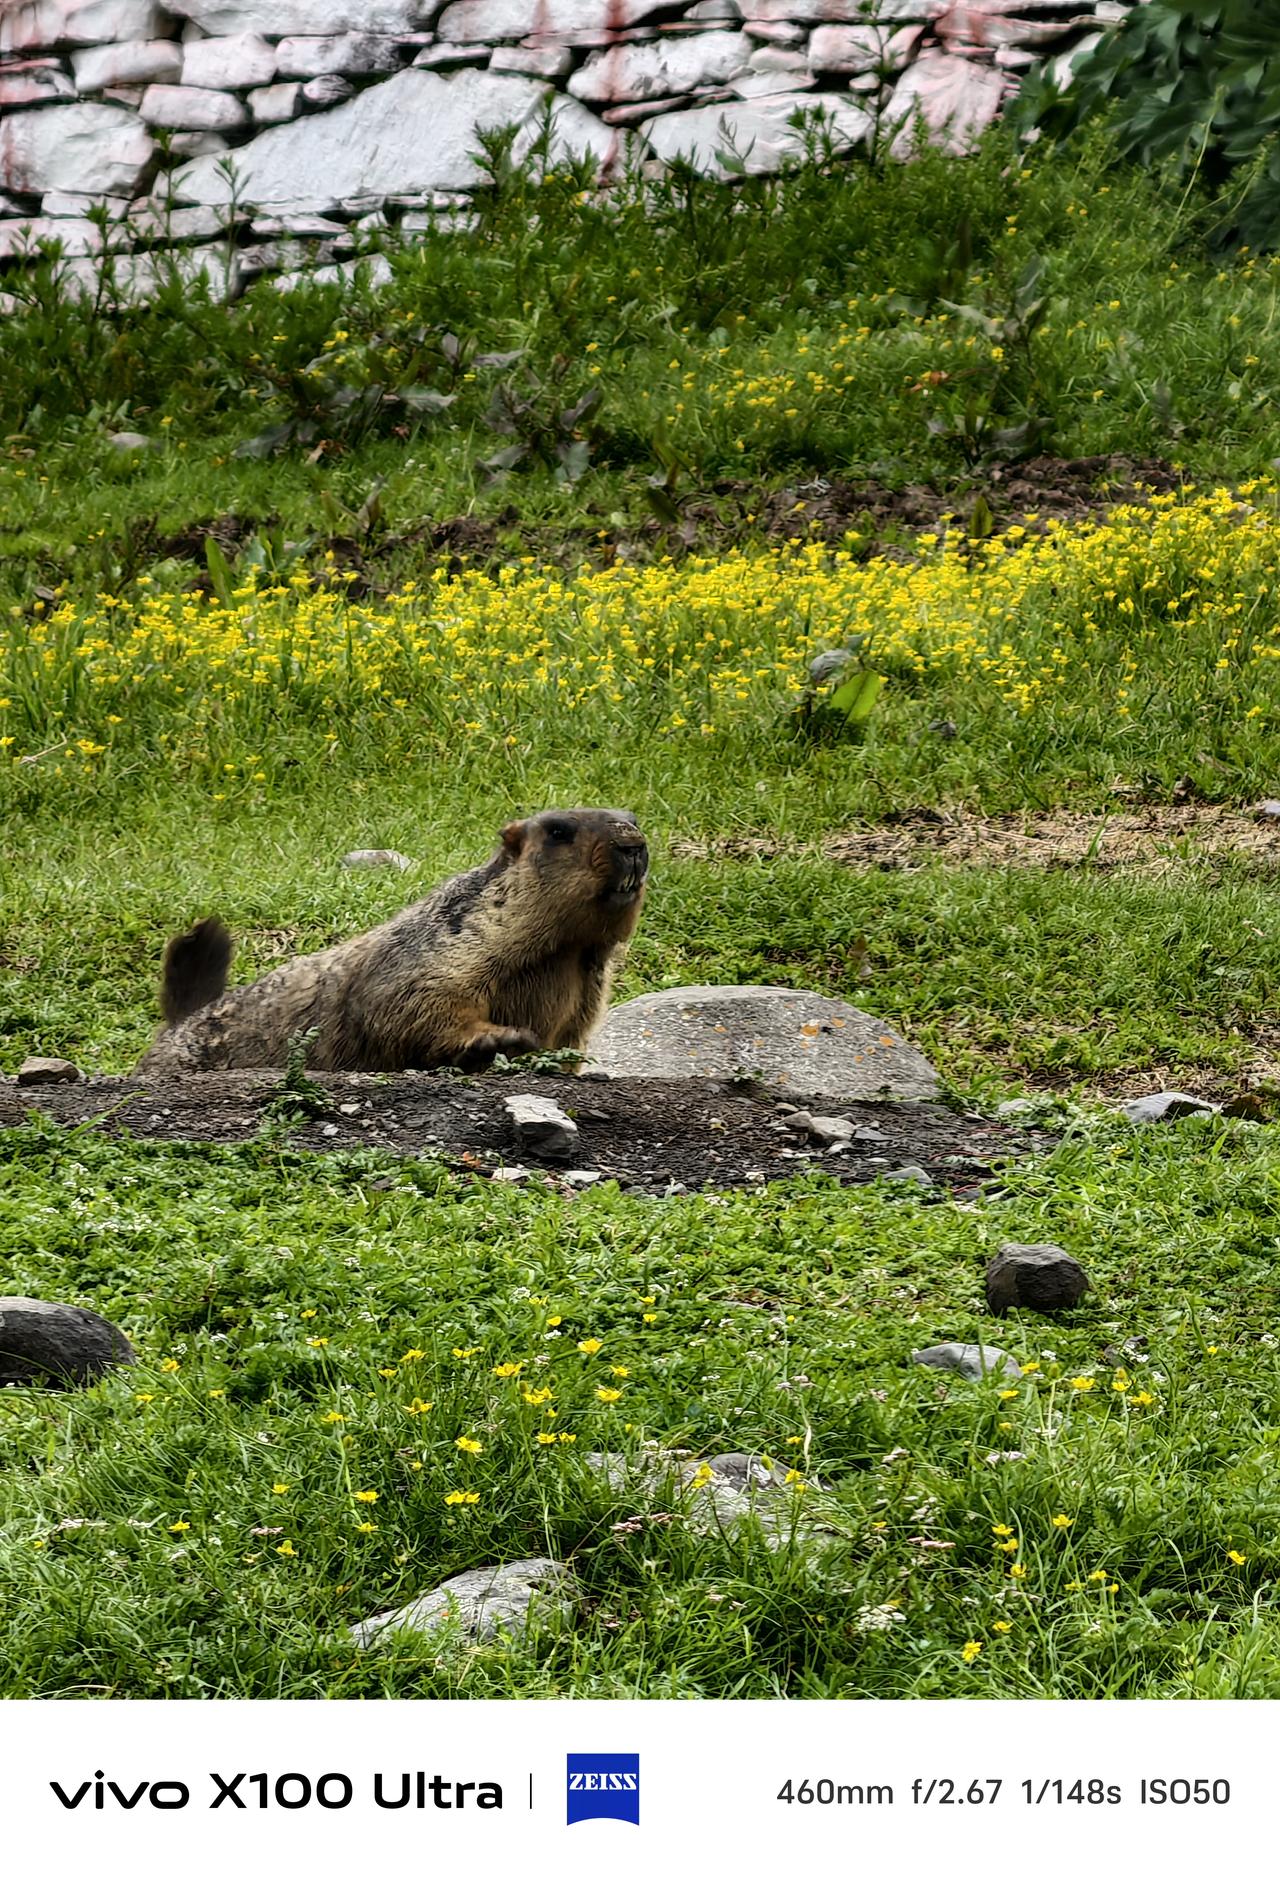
[1020,0,1280,249]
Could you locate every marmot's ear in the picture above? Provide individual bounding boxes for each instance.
[500,819,527,857]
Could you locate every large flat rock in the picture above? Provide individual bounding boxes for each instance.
[0,100,154,195]
[590,985,939,1100]
[173,66,555,206]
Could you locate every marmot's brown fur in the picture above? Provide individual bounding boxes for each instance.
[136,808,648,1075]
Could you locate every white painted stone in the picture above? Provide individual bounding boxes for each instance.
[273,253,394,291]
[247,81,302,124]
[687,0,741,16]
[180,31,276,89]
[808,24,890,71]
[439,0,674,41]
[491,44,573,78]
[748,44,808,69]
[168,129,230,154]
[300,74,354,107]
[643,91,873,175]
[569,30,750,104]
[52,245,240,302]
[0,214,104,257]
[412,42,488,68]
[1044,30,1101,87]
[0,65,76,106]
[141,84,247,130]
[173,67,556,207]
[274,34,406,79]
[747,0,940,17]
[252,212,348,237]
[730,66,815,96]
[885,51,1006,155]
[72,40,182,91]
[130,198,231,239]
[741,19,806,45]
[41,187,129,216]
[1,1,170,54]
[172,1,438,32]
[0,102,154,195]
[513,92,623,171]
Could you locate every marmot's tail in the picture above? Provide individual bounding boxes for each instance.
[160,917,233,1025]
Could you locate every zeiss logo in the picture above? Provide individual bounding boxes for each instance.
[566,1754,640,1826]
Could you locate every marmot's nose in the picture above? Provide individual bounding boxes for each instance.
[612,821,645,849]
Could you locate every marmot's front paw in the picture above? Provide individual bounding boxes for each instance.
[456,1026,541,1070]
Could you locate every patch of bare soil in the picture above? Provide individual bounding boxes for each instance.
[824,805,1280,874]
[150,454,1181,594]
[0,1072,1053,1197]
[669,806,1280,876]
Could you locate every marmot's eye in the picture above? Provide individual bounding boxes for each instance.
[546,821,575,843]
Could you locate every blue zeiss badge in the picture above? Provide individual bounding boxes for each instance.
[566,1754,640,1825]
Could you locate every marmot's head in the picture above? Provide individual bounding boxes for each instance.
[501,808,648,934]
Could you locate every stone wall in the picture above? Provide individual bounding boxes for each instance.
[0,0,1120,298]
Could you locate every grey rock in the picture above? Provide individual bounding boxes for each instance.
[340,848,416,871]
[0,1297,135,1388]
[987,1242,1090,1315]
[587,1447,814,1541]
[1255,799,1280,821]
[505,1093,579,1162]
[275,33,406,78]
[808,23,896,71]
[591,985,939,1101]
[1120,1091,1219,1124]
[489,1163,530,1183]
[17,1055,81,1085]
[175,0,439,30]
[881,1164,933,1187]
[350,1557,574,1647]
[912,1341,1021,1383]
[783,1110,855,1147]
[563,1169,602,1187]
[107,430,155,451]
[995,1097,1037,1118]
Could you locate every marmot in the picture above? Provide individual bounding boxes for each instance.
[136,808,648,1076]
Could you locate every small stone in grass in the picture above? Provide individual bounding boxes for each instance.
[340,848,415,870]
[17,1057,81,1086]
[1120,1091,1218,1124]
[986,1242,1090,1315]
[912,1341,1021,1383]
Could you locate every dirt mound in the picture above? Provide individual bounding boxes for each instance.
[0,1071,1052,1197]
[824,805,1280,874]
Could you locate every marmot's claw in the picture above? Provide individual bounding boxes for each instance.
[457,1026,541,1070]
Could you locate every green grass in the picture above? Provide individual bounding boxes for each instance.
[4,1115,1280,1698]
[4,123,1280,609]
[6,127,1280,1698]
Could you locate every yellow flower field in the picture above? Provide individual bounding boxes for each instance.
[3,484,1278,782]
